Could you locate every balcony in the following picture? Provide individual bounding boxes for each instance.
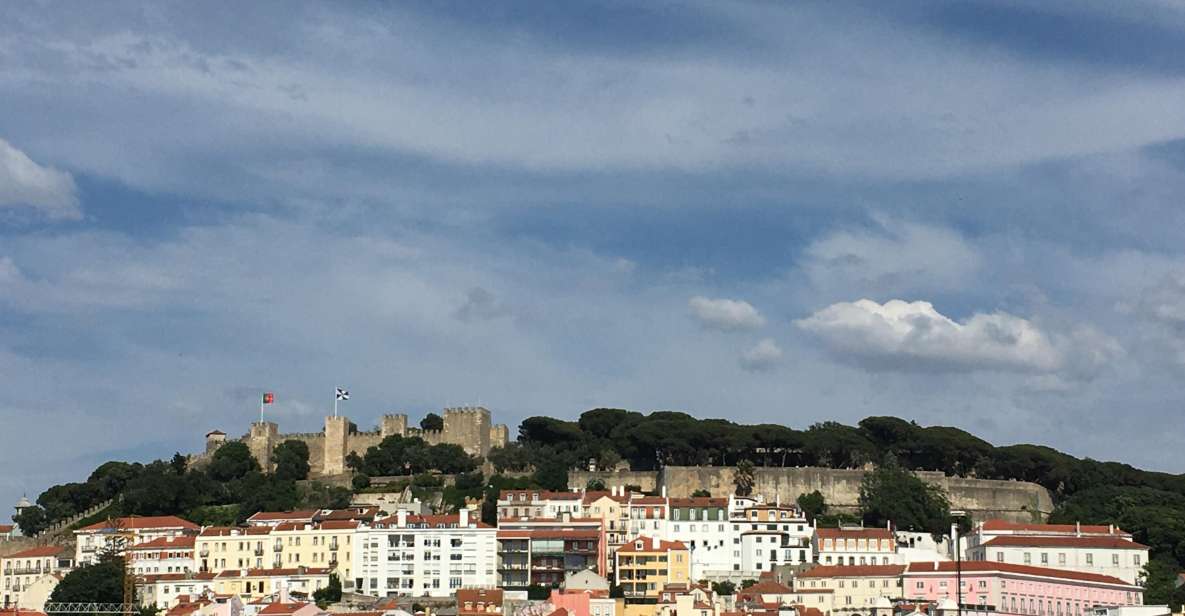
[329,541,339,551]
[329,557,339,567]
[273,544,283,552]
[81,545,97,553]
[199,549,209,557]
[254,548,265,556]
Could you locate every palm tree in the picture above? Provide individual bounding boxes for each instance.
[734,459,755,496]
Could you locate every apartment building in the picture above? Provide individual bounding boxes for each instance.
[137,572,216,609]
[498,491,584,520]
[197,526,276,573]
[0,546,72,610]
[614,537,691,602]
[965,521,1149,586]
[270,521,357,583]
[814,526,900,566]
[247,511,319,528]
[627,497,668,539]
[666,498,730,580]
[582,491,631,554]
[353,510,497,598]
[75,515,200,566]
[795,565,906,613]
[904,561,1143,616]
[129,535,196,575]
[497,515,606,588]
[732,503,812,577]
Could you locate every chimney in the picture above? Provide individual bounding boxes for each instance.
[459,509,470,527]
[1076,522,1081,537]
[661,486,667,498]
[278,581,289,603]
[397,510,408,528]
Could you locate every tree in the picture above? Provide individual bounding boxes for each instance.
[712,580,736,595]
[51,552,124,604]
[734,459,755,497]
[420,413,444,431]
[313,573,343,606]
[14,505,49,536]
[691,489,711,498]
[740,579,758,589]
[586,478,607,491]
[533,459,569,491]
[273,440,311,481]
[859,454,951,537]
[170,453,188,476]
[487,444,533,473]
[352,474,371,490]
[208,442,259,482]
[797,490,826,523]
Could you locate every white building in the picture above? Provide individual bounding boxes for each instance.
[497,490,584,520]
[137,572,217,609]
[814,525,901,566]
[353,510,496,598]
[965,520,1149,586]
[129,535,196,575]
[75,515,200,566]
[1,546,72,610]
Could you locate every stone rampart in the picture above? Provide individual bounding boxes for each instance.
[571,466,1052,523]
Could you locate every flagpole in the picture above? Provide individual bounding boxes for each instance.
[259,395,263,425]
[333,391,338,418]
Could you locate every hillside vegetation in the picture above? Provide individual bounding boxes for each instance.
[15,410,1185,604]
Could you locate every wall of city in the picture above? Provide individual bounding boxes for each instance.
[569,466,1053,523]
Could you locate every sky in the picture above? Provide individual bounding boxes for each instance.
[4,0,1185,521]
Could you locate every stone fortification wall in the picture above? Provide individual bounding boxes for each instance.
[202,407,509,477]
[571,466,1052,523]
[568,469,660,493]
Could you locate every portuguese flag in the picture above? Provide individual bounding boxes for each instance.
[262,392,275,404]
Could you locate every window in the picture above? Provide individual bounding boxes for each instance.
[1024,553,1032,564]
[1040,553,1048,565]
[1134,555,1142,566]
[1113,554,1120,566]
[997,552,1004,563]
[1058,553,1066,566]
[1086,554,1093,565]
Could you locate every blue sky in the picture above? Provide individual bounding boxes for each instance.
[4,1,1185,520]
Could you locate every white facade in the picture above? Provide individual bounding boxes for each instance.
[815,525,902,566]
[965,520,1149,586]
[75,516,199,566]
[353,510,496,598]
[497,490,584,520]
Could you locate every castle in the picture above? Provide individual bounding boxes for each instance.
[202,406,509,477]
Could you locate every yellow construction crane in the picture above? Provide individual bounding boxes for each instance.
[108,517,136,616]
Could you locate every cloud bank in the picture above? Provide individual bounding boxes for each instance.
[689,296,766,331]
[0,138,79,220]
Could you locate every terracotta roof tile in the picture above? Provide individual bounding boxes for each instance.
[980,536,1146,549]
[77,515,199,532]
[797,564,906,578]
[980,520,1125,535]
[617,535,688,553]
[3,546,67,558]
[905,561,1136,586]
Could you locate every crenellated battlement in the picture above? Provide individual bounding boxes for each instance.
[202,407,509,477]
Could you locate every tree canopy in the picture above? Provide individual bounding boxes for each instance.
[420,413,444,431]
[859,454,951,538]
[273,440,311,481]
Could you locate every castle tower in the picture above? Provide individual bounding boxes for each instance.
[323,416,350,475]
[380,414,409,439]
[248,422,279,472]
[205,430,227,455]
[442,406,492,457]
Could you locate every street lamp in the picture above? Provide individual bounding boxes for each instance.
[951,510,967,616]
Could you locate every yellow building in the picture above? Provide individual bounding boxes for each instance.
[614,536,690,602]
[795,564,905,613]
[582,492,630,554]
[1,546,72,610]
[196,521,356,591]
[213,566,330,601]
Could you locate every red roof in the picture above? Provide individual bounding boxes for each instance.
[4,546,66,558]
[130,536,196,550]
[371,513,492,529]
[0,610,48,616]
[272,520,359,532]
[815,527,893,540]
[797,564,906,578]
[0,525,14,533]
[738,580,793,595]
[77,515,199,532]
[617,535,688,553]
[318,507,378,521]
[905,561,1136,587]
[981,535,1147,550]
[138,572,216,583]
[980,519,1125,536]
[199,526,273,537]
[456,588,504,605]
[629,496,667,505]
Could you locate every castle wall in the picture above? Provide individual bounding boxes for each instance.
[442,407,491,456]
[489,424,509,449]
[570,466,1053,523]
[345,432,384,460]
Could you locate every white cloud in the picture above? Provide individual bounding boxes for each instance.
[802,221,981,299]
[795,299,1114,375]
[740,338,783,372]
[0,138,80,220]
[689,296,766,331]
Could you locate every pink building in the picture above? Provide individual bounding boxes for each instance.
[904,561,1142,616]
